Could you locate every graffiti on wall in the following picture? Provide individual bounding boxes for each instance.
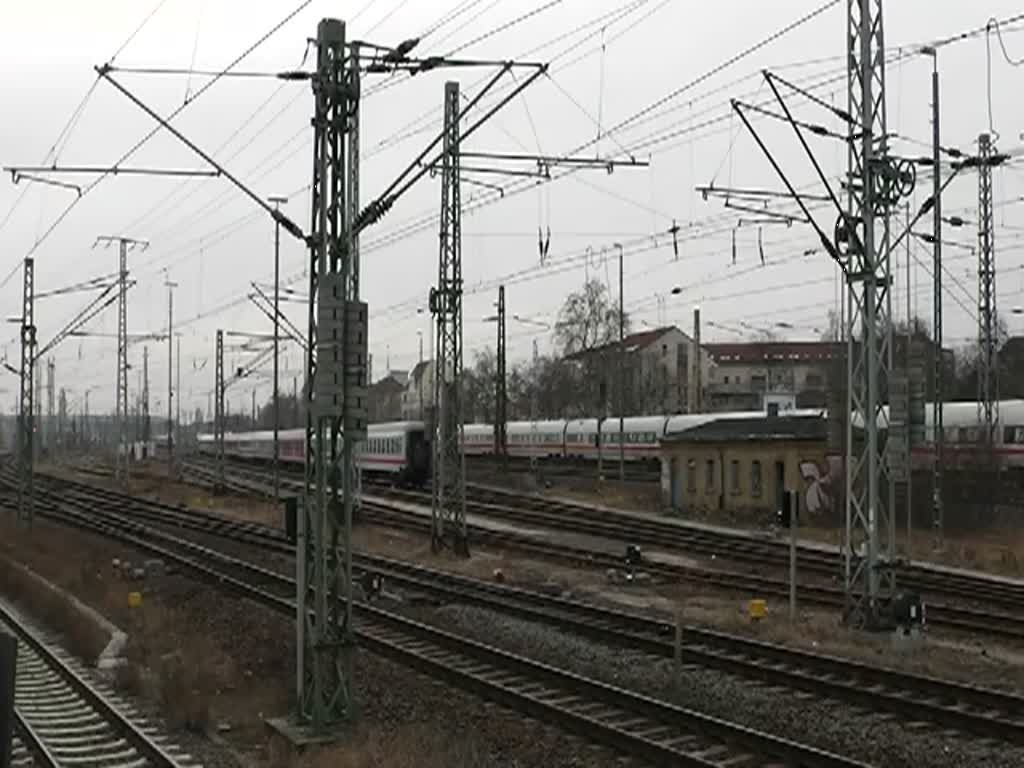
[799,455,843,515]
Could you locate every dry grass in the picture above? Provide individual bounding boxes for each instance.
[113,606,225,732]
[0,553,110,663]
[795,523,1024,577]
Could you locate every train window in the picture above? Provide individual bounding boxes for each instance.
[751,461,762,497]
[687,459,696,491]
[729,460,741,494]
[1005,427,1016,445]
[705,459,715,491]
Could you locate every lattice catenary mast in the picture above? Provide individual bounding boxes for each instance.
[94,235,148,481]
[495,284,507,465]
[976,132,998,453]
[17,258,36,528]
[843,0,897,628]
[298,18,367,729]
[431,80,469,555]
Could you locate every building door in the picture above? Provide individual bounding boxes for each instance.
[774,460,785,514]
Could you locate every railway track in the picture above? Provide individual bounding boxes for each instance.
[182,455,1024,616]
[0,476,872,768]
[0,599,199,768]
[460,481,1024,608]
[10,468,1024,749]
[176,458,1024,641]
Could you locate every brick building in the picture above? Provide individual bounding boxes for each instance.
[703,341,842,412]
[565,325,711,415]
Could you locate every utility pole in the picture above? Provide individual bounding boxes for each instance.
[33,360,40,462]
[45,359,54,454]
[215,329,225,493]
[58,387,66,455]
[94,235,148,482]
[692,307,702,412]
[17,258,35,528]
[417,331,424,420]
[905,203,913,549]
[977,131,998,511]
[142,346,150,456]
[530,337,539,479]
[84,389,90,445]
[298,18,366,730]
[843,0,896,629]
[616,243,625,484]
[269,195,289,503]
[430,80,468,555]
[926,47,944,549]
[495,285,507,467]
[165,277,177,469]
[176,336,181,459]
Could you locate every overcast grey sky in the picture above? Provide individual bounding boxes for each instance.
[2,0,1023,418]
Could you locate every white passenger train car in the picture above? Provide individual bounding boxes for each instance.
[198,421,431,485]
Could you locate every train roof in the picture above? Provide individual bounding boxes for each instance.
[506,420,568,435]
[599,416,669,435]
[197,420,425,444]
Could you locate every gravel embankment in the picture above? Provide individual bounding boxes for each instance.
[1,514,626,767]
[407,602,1024,768]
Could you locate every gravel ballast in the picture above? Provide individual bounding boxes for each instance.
[409,602,1024,768]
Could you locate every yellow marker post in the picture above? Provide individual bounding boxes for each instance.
[127,592,143,610]
[748,598,767,621]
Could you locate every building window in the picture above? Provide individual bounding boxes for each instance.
[805,372,824,387]
[687,459,696,491]
[724,375,730,384]
[729,460,741,494]
[705,459,715,490]
[751,460,762,497]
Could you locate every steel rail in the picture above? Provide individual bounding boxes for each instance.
[0,601,186,767]
[0,483,866,768]
[8,467,1024,745]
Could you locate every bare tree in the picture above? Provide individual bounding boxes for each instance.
[554,280,629,356]
[464,347,497,423]
[553,280,631,413]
